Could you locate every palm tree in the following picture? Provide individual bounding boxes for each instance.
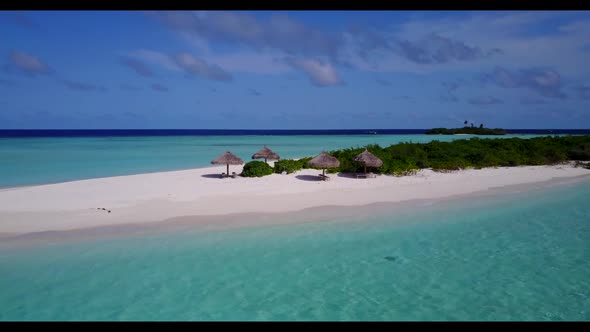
[464,120,468,127]
[479,123,484,129]
[470,122,474,128]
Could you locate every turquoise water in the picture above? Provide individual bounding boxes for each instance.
[1,178,589,321]
[0,134,555,187]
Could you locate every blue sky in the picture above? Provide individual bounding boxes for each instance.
[1,10,590,129]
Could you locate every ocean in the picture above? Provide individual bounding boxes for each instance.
[1,129,589,321]
[1,129,586,188]
[0,176,589,321]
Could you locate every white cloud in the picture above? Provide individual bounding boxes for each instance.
[202,52,291,75]
[129,49,232,81]
[174,53,232,81]
[131,49,181,71]
[8,51,52,76]
[338,12,590,77]
[285,58,342,86]
[144,11,590,85]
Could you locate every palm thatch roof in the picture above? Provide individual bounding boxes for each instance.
[307,151,340,168]
[353,149,383,168]
[211,151,244,165]
[252,146,280,161]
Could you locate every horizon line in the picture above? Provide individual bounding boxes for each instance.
[1,128,590,131]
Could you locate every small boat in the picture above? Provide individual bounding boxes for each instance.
[368,131,377,135]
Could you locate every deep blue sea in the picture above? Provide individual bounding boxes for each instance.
[1,129,589,137]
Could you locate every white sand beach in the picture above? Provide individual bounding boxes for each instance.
[0,162,589,236]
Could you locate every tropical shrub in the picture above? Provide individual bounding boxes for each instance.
[569,143,590,161]
[322,135,590,175]
[273,157,313,174]
[241,161,274,177]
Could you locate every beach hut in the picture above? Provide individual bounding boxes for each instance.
[353,149,383,178]
[211,151,244,178]
[307,151,340,181]
[252,145,280,163]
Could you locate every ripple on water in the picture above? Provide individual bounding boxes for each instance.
[0,179,590,320]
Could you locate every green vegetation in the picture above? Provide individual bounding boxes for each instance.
[239,136,590,178]
[273,157,313,174]
[323,135,590,175]
[241,161,274,177]
[240,157,315,177]
[426,127,507,135]
[570,143,590,161]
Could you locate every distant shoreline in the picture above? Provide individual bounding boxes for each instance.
[426,127,507,135]
[1,129,589,138]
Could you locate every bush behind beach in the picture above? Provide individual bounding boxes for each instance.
[322,135,590,174]
[241,161,274,177]
[274,157,313,174]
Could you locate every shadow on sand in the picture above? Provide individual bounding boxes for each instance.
[336,173,358,179]
[337,172,380,179]
[295,175,322,182]
[201,173,224,179]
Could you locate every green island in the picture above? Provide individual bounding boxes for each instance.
[241,135,590,177]
[425,127,507,135]
[426,120,507,135]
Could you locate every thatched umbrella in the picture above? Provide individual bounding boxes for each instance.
[307,151,340,177]
[252,145,280,163]
[353,149,383,174]
[211,151,244,176]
